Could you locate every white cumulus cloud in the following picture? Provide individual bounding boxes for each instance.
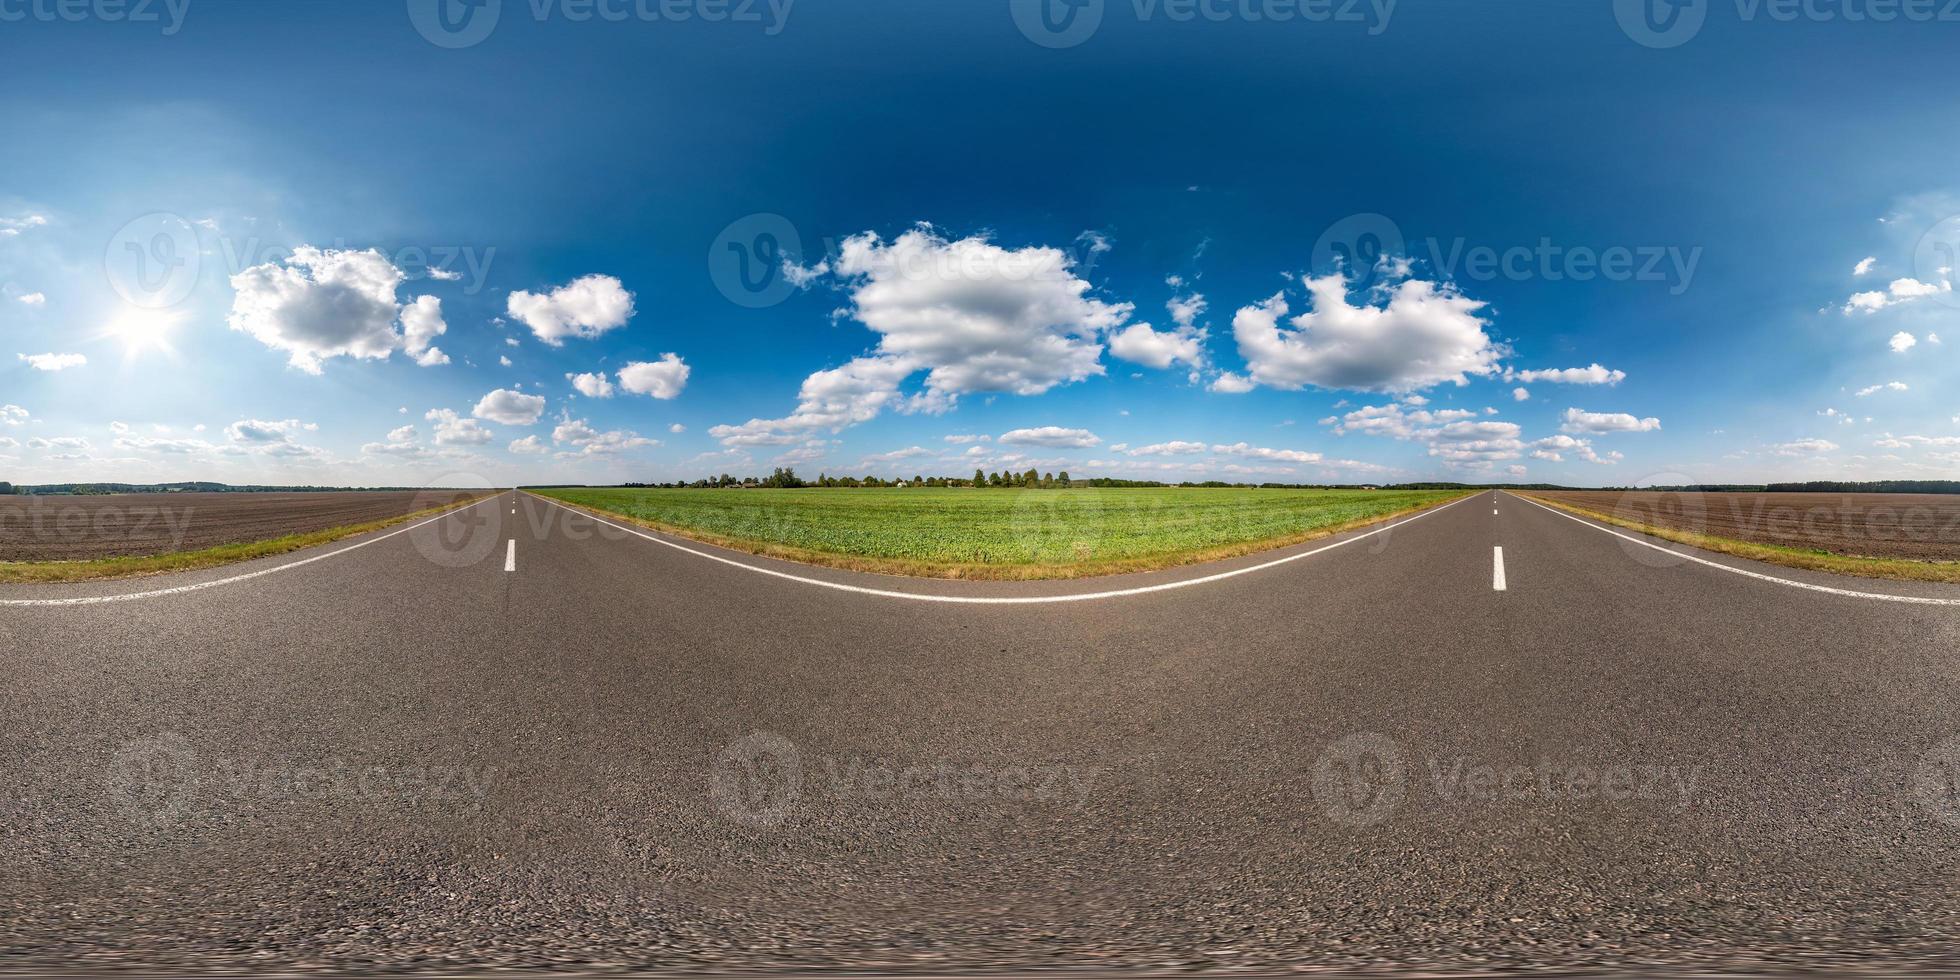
[17,352,85,371]
[506,274,635,345]
[426,408,494,445]
[1560,408,1661,433]
[1126,440,1208,456]
[1211,442,1320,463]
[1506,363,1625,385]
[400,295,449,366]
[1844,276,1951,314]
[711,226,1129,445]
[1108,321,1204,371]
[1230,271,1501,393]
[472,388,547,426]
[999,426,1100,448]
[618,353,690,399]
[228,247,443,374]
[567,372,615,398]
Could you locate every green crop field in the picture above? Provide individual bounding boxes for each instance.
[532,486,1467,579]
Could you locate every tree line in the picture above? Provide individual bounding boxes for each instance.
[624,467,1077,489]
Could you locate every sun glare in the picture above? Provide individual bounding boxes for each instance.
[105,308,180,355]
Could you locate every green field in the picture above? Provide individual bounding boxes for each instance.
[533,486,1468,579]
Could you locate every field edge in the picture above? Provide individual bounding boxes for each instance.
[0,492,503,584]
[528,488,1475,581]
[1515,492,1960,584]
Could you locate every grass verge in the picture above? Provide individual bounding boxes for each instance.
[1516,493,1960,585]
[0,493,500,585]
[531,489,1475,581]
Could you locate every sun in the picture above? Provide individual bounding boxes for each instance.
[105,308,181,355]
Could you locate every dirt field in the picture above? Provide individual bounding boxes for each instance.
[1528,491,1960,562]
[0,491,485,562]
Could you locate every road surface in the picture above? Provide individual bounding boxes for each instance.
[4,490,1960,976]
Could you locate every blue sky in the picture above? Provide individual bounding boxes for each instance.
[2,0,1958,487]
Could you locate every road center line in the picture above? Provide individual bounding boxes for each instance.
[1492,546,1507,591]
[505,538,517,573]
[1506,492,1960,606]
[0,494,508,607]
[534,492,1476,605]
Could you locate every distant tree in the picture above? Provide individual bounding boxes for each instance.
[1057,471,1071,488]
[1024,468,1039,488]
[0,481,13,495]
[974,468,986,487]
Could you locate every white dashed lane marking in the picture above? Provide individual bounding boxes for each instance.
[1506,492,1960,606]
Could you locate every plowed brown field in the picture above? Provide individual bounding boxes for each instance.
[1527,491,1960,561]
[0,491,483,562]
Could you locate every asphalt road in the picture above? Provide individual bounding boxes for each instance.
[5,490,1960,977]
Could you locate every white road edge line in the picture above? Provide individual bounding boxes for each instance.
[0,493,508,607]
[505,538,517,573]
[1492,546,1507,591]
[532,492,1475,605]
[1506,492,1960,607]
